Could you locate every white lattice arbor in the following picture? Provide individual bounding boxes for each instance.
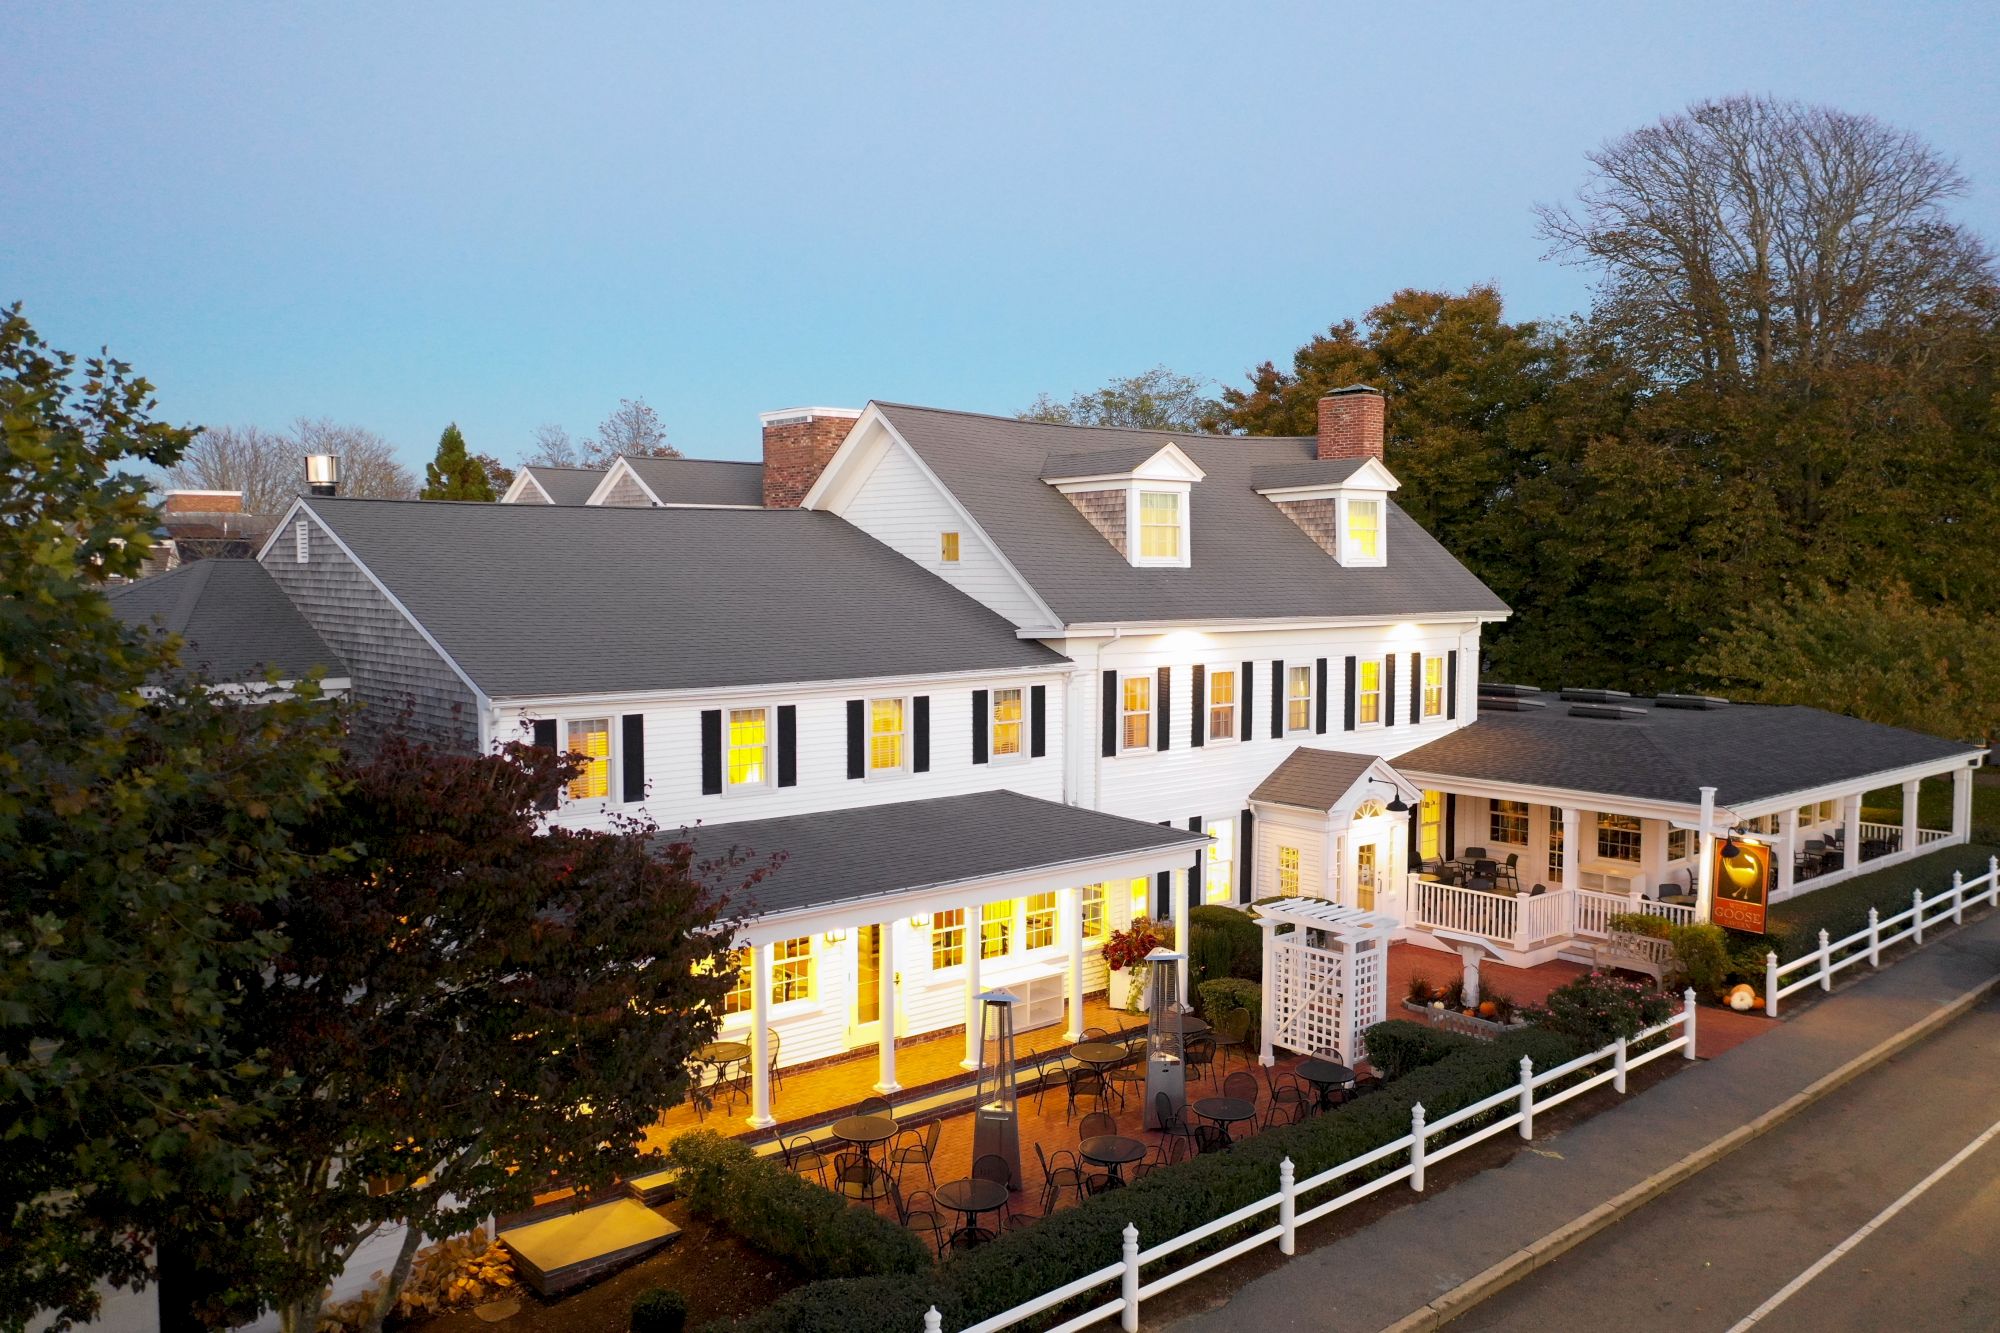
[1257,900,1397,1064]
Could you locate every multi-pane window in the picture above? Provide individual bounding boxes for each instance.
[991,687,1024,759]
[1548,806,1565,879]
[719,949,752,1015]
[1120,675,1152,751]
[1138,491,1182,558]
[1357,659,1382,725]
[1081,884,1106,940]
[1206,817,1235,904]
[770,936,813,1003]
[1419,790,1443,861]
[940,531,961,563]
[727,708,769,789]
[931,908,966,970]
[1129,875,1150,921]
[1346,499,1381,561]
[1277,845,1301,898]
[868,698,906,773]
[981,899,1014,959]
[1668,828,1692,862]
[1286,665,1313,732]
[1818,799,1836,822]
[1025,892,1057,949]
[1422,655,1445,718]
[1489,799,1529,846]
[1597,812,1642,863]
[1208,668,1236,741]
[566,718,611,800]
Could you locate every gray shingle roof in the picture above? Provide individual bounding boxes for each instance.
[1039,444,1171,481]
[1249,459,1372,491]
[676,790,1208,920]
[620,457,764,507]
[1393,691,1983,809]
[1250,748,1384,811]
[875,404,1509,626]
[108,559,346,683]
[521,466,606,505]
[301,497,1064,699]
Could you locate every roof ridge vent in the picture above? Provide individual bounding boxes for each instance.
[1568,703,1646,720]
[1653,693,1730,710]
[1559,687,1632,704]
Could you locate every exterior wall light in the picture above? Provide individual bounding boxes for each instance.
[909,913,931,929]
[823,928,849,945]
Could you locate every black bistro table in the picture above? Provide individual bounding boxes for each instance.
[831,1113,899,1200]
[1070,1041,1128,1070]
[1191,1096,1257,1147]
[697,1039,750,1069]
[1079,1134,1148,1187]
[1295,1058,1354,1112]
[936,1175,1010,1247]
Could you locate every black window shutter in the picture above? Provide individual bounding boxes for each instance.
[1315,658,1329,735]
[972,689,989,764]
[1156,666,1171,751]
[1385,656,1398,726]
[1343,656,1357,730]
[1408,803,1422,864]
[699,710,722,795]
[1240,808,1255,904]
[846,699,865,779]
[1410,652,1422,723]
[1444,793,1458,860]
[1240,660,1255,741]
[913,695,930,772]
[1269,659,1284,739]
[621,713,645,802]
[1447,650,1459,720]
[1101,670,1117,758]
[1190,665,1206,749]
[777,704,798,787]
[1188,816,1204,910]
[1030,684,1047,758]
[533,719,560,810]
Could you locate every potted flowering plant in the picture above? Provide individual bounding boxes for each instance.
[1103,917,1171,1012]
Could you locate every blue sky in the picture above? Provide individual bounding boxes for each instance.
[4,2,1995,469]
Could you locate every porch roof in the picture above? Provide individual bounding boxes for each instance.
[673,789,1208,922]
[1250,747,1412,813]
[1393,690,1981,809]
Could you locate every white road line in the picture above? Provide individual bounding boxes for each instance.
[1725,1113,2000,1331]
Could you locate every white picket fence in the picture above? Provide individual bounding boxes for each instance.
[1405,879,1695,952]
[1764,856,2000,1016]
[921,993,1701,1333]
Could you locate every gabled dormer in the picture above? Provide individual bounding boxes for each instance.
[1040,442,1205,569]
[1252,455,1400,568]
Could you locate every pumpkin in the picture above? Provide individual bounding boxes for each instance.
[1727,983,1757,1012]
[1477,1000,1499,1017]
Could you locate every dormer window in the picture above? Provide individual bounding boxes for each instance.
[1253,457,1399,568]
[1042,442,1203,570]
[1137,491,1184,561]
[1344,498,1382,564]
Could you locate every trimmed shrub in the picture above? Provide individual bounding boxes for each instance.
[665,1131,929,1280]
[1606,912,1674,939]
[1669,922,1730,994]
[1361,1019,1474,1080]
[1196,977,1261,1035]
[1188,905,1262,991]
[1764,843,1998,961]
[1524,971,1674,1050]
[632,1288,689,1333]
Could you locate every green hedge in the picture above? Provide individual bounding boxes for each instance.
[665,1131,930,1281]
[1188,905,1262,994]
[1764,843,1999,961]
[1196,977,1261,1035]
[708,1026,1579,1333]
[1360,1019,1475,1080]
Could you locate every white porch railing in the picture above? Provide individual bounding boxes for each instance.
[922,995,1700,1333]
[1764,856,2000,1016]
[1404,877,1695,951]
[1917,827,1954,848]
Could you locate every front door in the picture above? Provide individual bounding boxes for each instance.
[853,924,882,1043]
[1356,843,1378,911]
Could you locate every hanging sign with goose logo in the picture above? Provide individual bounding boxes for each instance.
[1710,838,1772,934]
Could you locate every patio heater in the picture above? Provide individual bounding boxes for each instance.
[970,989,1022,1189]
[1143,947,1188,1130]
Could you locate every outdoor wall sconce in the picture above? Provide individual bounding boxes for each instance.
[1369,779,1411,814]
[909,913,931,929]
[823,928,849,945]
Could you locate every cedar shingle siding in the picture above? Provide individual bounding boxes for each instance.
[260,519,479,751]
[598,471,654,507]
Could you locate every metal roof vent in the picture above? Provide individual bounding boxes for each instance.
[1568,703,1646,720]
[1478,683,1542,698]
[1559,687,1632,704]
[1653,694,1730,710]
[1481,696,1548,712]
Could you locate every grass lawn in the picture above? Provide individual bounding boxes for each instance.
[1764,840,1999,960]
[1860,769,2000,843]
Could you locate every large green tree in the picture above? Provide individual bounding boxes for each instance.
[420,422,494,501]
[0,305,345,1331]
[1021,365,1220,432]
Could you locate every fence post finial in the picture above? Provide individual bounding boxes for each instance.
[1121,1223,1141,1333]
[1409,1102,1428,1192]
[924,1308,943,1333]
[1683,987,1699,1059]
[1517,1055,1535,1139]
[1279,1156,1297,1255]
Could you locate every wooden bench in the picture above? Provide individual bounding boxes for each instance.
[1593,930,1674,983]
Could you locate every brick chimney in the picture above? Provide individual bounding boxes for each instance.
[162,490,244,514]
[760,407,862,508]
[1317,385,1385,462]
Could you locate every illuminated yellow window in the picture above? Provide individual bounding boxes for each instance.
[992,687,1024,758]
[727,708,768,788]
[1597,812,1642,863]
[1208,668,1235,740]
[771,936,813,1004]
[981,899,1014,959]
[1081,884,1106,940]
[1121,675,1151,751]
[1490,799,1530,846]
[1419,790,1443,861]
[1205,817,1235,903]
[940,531,960,563]
[566,718,610,800]
[1346,499,1381,561]
[1277,846,1301,898]
[1129,875,1150,921]
[1025,892,1057,949]
[1138,491,1182,558]
[869,698,906,773]
[932,908,966,969]
[1423,655,1445,718]
[1358,659,1381,725]
[705,949,753,1015]
[1286,665,1312,732]
[1548,806,1565,878]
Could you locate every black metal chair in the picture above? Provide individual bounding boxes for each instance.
[1221,1071,1260,1134]
[779,1133,828,1186]
[1262,1068,1310,1127]
[972,1152,1025,1231]
[890,1180,949,1257]
[833,1151,884,1201]
[1106,1037,1148,1107]
[769,1027,784,1092]
[1501,853,1522,890]
[1065,1065,1110,1119]
[855,1093,893,1118]
[1184,1035,1218,1088]
[1078,1110,1118,1143]
[1034,1141,1093,1214]
[1211,1008,1253,1072]
[1081,1025,1110,1040]
[890,1119,941,1190]
[1152,1092,1201,1167]
[1528,883,1547,897]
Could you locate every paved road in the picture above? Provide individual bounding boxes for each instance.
[1451,996,2000,1332]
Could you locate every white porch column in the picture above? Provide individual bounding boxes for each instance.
[1257,918,1278,1067]
[1641,814,1669,898]
[1841,792,1863,873]
[874,921,899,1095]
[1560,806,1581,896]
[962,925,983,1071]
[1063,887,1085,1042]
[1777,807,1798,900]
[1171,871,1189,1003]
[746,942,775,1129]
[1900,779,1921,859]
[1953,767,1975,845]
[1694,786,1717,924]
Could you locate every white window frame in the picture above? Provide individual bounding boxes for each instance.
[1339,494,1386,567]
[939,531,961,564]
[1488,798,1530,847]
[1276,845,1301,898]
[724,705,773,794]
[866,696,910,779]
[563,715,614,805]
[1205,815,1236,904]
[1206,666,1237,744]
[1129,485,1192,568]
[1285,664,1314,734]
[989,685,1026,765]
[1419,790,1443,862]
[1421,654,1445,719]
[1118,672,1152,754]
[1356,658,1382,727]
